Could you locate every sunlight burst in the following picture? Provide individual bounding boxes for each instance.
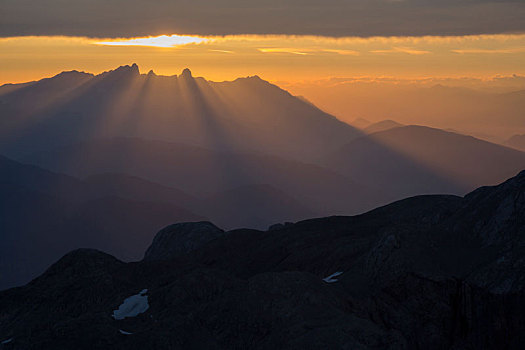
[95,35,209,48]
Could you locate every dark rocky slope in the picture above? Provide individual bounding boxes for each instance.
[321,125,525,199]
[0,155,205,290]
[1,170,525,349]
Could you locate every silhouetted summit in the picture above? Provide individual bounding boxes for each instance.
[0,64,359,161]
[143,221,224,261]
[1,171,525,349]
[102,63,140,77]
[180,68,193,78]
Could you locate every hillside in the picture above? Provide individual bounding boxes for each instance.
[0,155,204,289]
[320,125,525,200]
[1,170,524,349]
[507,134,525,151]
[22,137,381,216]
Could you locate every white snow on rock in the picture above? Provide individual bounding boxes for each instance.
[1,338,13,344]
[323,271,343,283]
[112,289,149,320]
[119,329,133,335]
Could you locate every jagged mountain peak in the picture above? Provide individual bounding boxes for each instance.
[180,67,193,78]
[36,248,124,283]
[53,70,94,79]
[116,63,139,73]
[98,63,140,78]
[246,74,263,81]
[232,75,270,85]
[143,221,225,261]
[0,64,361,161]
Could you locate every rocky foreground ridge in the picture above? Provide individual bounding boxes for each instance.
[1,170,525,349]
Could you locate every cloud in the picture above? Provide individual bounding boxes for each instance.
[451,48,525,54]
[208,49,235,54]
[322,49,360,56]
[285,74,525,91]
[258,47,361,56]
[370,47,431,55]
[1,0,524,38]
[258,48,310,55]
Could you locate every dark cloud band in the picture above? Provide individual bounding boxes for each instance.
[1,0,524,38]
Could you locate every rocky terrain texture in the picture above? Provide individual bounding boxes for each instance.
[1,170,525,349]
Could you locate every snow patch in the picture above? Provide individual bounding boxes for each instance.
[323,271,343,283]
[119,329,133,335]
[1,338,12,344]
[113,289,149,320]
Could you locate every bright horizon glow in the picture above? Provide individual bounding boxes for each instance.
[95,35,209,48]
[0,33,524,141]
[1,33,525,85]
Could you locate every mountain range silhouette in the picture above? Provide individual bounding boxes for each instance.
[0,64,524,291]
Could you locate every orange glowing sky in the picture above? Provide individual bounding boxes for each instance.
[1,34,525,85]
[2,32,525,137]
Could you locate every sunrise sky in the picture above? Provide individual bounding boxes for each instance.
[2,0,525,82]
[2,33,525,84]
[1,0,525,131]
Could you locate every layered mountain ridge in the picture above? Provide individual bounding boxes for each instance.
[0,152,327,289]
[1,65,525,291]
[0,64,359,161]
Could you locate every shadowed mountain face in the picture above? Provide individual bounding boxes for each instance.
[507,134,525,151]
[21,137,380,215]
[1,171,524,349]
[0,155,206,289]
[21,128,525,216]
[0,153,329,289]
[0,64,360,161]
[321,125,525,200]
[362,119,404,134]
[3,66,522,205]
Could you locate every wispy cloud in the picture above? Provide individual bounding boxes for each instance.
[370,47,431,55]
[322,49,360,56]
[258,48,361,56]
[209,49,235,54]
[451,48,525,54]
[258,48,310,55]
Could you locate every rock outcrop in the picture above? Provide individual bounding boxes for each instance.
[143,221,225,261]
[1,171,525,349]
